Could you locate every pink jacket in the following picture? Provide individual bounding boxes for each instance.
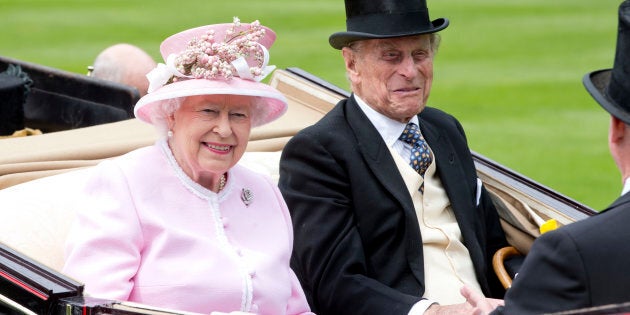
[63,140,313,315]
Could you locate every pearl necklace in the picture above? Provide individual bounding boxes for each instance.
[218,173,226,192]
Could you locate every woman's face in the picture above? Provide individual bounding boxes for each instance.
[167,94,252,187]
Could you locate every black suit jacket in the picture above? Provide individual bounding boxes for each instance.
[279,96,507,315]
[492,192,630,314]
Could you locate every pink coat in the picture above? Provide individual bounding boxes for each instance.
[63,140,313,315]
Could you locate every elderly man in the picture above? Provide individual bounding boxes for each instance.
[90,43,156,97]
[278,0,508,314]
[463,1,630,314]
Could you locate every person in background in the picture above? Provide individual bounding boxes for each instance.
[278,0,508,314]
[462,1,630,313]
[63,18,313,315]
[89,43,156,97]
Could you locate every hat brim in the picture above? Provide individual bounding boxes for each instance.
[583,69,630,125]
[134,78,288,127]
[329,18,449,50]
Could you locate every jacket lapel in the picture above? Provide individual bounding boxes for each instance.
[419,116,483,267]
[344,96,426,282]
[344,96,414,211]
[419,116,475,219]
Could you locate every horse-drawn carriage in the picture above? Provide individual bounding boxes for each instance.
[0,58,615,314]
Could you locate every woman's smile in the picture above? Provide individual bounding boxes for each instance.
[204,142,232,154]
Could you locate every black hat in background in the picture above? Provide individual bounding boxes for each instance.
[329,0,449,50]
[583,0,630,124]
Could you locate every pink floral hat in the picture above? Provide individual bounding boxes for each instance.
[134,17,287,127]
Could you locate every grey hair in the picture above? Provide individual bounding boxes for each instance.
[147,97,183,138]
[90,43,156,97]
[347,33,441,54]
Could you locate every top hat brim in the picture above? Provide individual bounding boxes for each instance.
[583,69,630,125]
[329,18,448,50]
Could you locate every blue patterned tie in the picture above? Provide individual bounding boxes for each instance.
[399,122,433,178]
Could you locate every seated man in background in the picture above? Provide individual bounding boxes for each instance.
[89,43,156,97]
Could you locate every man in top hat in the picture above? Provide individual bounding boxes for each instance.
[462,1,630,314]
[279,0,508,314]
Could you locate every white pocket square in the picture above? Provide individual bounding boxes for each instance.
[476,178,483,207]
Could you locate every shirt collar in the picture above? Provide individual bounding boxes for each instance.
[622,177,630,196]
[353,94,419,147]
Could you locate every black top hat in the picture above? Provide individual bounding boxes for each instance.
[329,0,449,50]
[583,0,630,124]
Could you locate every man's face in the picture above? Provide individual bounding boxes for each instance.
[343,34,434,123]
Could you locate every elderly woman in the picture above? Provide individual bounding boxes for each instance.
[62,19,313,315]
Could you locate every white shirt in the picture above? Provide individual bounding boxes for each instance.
[622,177,630,196]
[353,95,420,161]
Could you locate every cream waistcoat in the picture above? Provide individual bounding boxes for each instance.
[389,147,483,304]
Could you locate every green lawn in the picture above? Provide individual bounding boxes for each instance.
[0,0,622,210]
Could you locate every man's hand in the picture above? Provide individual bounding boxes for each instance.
[425,302,474,314]
[459,285,504,315]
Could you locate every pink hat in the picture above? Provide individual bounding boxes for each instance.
[134,18,287,127]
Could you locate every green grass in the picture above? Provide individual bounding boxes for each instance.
[0,0,622,209]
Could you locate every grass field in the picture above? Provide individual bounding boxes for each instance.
[0,0,623,210]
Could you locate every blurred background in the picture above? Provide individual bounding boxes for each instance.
[0,0,622,209]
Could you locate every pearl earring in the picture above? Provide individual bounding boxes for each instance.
[167,130,173,138]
